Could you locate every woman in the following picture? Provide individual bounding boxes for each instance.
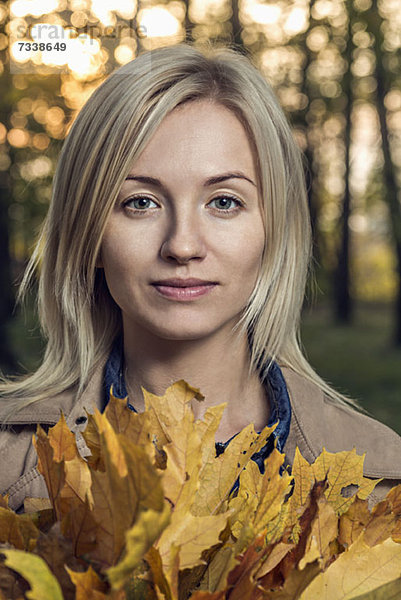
[1,42,400,513]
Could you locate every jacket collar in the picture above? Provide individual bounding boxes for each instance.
[0,357,107,429]
[281,366,401,479]
[1,359,401,480]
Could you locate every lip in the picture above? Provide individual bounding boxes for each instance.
[151,278,218,301]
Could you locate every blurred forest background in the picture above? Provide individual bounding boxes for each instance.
[0,0,401,431]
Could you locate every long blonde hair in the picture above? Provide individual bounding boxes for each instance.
[0,41,357,415]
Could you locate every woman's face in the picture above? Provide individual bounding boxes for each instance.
[99,99,265,341]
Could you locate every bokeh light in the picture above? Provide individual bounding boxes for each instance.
[138,7,180,38]
[10,0,61,18]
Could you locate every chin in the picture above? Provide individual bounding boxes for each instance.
[154,328,214,341]
[148,320,218,341]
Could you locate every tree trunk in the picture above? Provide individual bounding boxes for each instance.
[0,60,18,373]
[298,0,320,295]
[231,0,244,49]
[183,0,194,43]
[366,1,401,346]
[334,0,354,323]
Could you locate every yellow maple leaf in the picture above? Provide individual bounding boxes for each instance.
[300,534,401,599]
[146,545,179,600]
[10,378,401,600]
[312,448,381,515]
[290,447,314,514]
[34,415,93,522]
[191,422,276,517]
[143,380,204,448]
[349,577,401,599]
[254,541,296,579]
[234,448,292,539]
[194,404,227,468]
[105,388,152,447]
[160,408,203,509]
[157,508,230,571]
[107,503,171,590]
[301,494,338,569]
[83,421,165,567]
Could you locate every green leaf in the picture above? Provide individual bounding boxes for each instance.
[1,549,63,600]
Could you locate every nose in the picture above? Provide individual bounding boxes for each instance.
[160,212,206,264]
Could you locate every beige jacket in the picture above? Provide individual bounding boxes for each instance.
[1,362,401,512]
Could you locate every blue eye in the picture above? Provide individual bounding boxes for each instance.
[209,195,242,211]
[124,196,158,210]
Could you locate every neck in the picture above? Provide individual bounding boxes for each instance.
[121,317,270,441]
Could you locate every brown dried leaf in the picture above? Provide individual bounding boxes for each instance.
[35,529,84,600]
[226,530,270,600]
[0,507,39,551]
[0,561,30,599]
[146,546,174,600]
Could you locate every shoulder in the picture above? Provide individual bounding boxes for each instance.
[0,359,106,511]
[0,388,77,511]
[280,365,401,482]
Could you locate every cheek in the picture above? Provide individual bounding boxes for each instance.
[99,233,143,304]
[101,225,145,273]
[232,224,265,281]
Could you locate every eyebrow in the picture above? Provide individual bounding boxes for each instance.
[125,171,257,188]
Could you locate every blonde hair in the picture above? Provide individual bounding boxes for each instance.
[0,41,357,416]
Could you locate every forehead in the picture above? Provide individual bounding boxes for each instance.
[128,100,258,181]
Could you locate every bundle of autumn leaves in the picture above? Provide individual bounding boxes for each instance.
[1,382,401,599]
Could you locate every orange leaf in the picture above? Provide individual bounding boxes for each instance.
[105,390,152,448]
[189,592,226,599]
[339,497,371,548]
[33,425,65,518]
[66,566,108,600]
[48,413,80,462]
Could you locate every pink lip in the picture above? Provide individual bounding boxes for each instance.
[151,280,218,301]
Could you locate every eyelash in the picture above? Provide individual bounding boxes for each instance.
[122,194,244,216]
